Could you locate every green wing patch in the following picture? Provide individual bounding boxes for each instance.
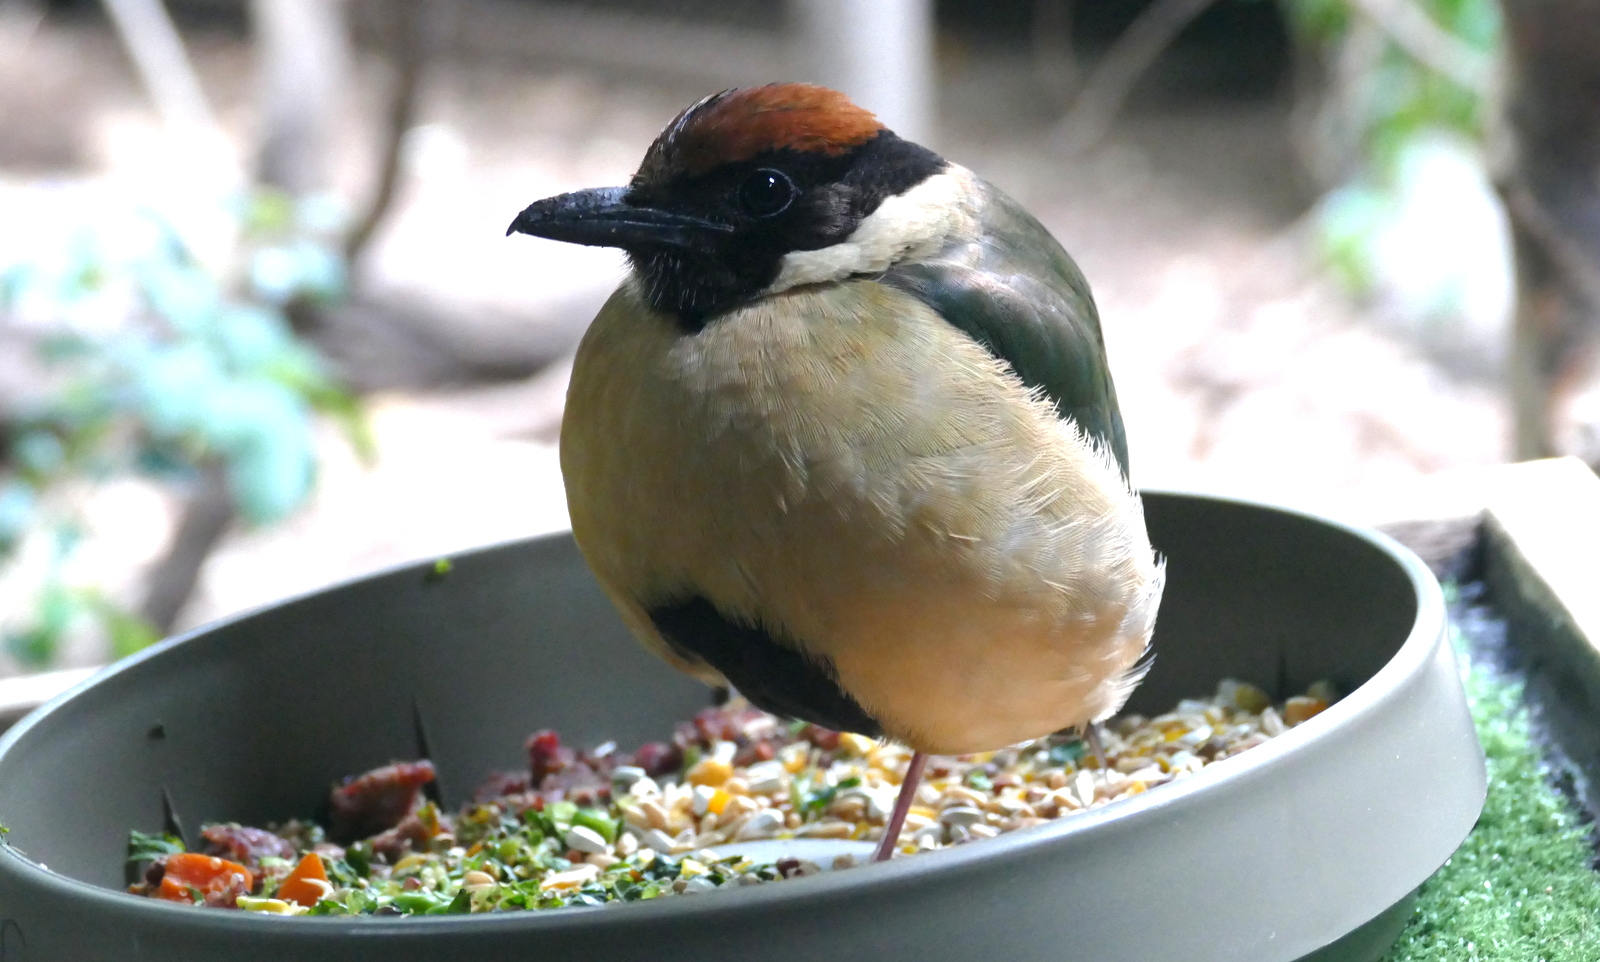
[881,187,1128,477]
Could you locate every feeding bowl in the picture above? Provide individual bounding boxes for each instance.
[0,492,1485,961]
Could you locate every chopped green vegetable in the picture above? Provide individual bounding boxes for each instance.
[545,801,578,832]
[573,808,618,843]
[1049,740,1086,766]
[344,840,372,877]
[126,830,185,864]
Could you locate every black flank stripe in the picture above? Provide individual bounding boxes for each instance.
[648,596,883,737]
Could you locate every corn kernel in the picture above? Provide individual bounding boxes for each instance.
[706,789,731,816]
[688,759,733,787]
[837,733,877,757]
[779,743,809,774]
[1283,696,1328,726]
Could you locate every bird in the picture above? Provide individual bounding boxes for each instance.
[507,84,1164,862]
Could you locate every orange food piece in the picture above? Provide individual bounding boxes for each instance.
[1283,696,1329,726]
[157,853,254,907]
[706,789,731,816]
[276,852,332,907]
[687,759,733,787]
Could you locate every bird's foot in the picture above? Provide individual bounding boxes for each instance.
[872,750,930,862]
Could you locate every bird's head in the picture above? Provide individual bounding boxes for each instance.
[507,84,949,328]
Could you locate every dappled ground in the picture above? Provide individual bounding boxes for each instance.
[0,8,1506,659]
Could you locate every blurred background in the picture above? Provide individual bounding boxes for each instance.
[0,0,1593,680]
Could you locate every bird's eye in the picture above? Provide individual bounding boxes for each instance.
[738,168,796,218]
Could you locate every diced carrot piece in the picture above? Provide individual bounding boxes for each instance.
[276,852,332,907]
[157,853,254,907]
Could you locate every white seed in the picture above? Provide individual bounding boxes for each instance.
[610,765,647,790]
[994,795,1032,816]
[641,828,677,854]
[585,853,620,869]
[939,786,988,809]
[1074,769,1098,807]
[1261,707,1286,737]
[939,806,986,827]
[615,832,638,856]
[564,826,609,855]
[734,808,785,840]
[1047,788,1080,812]
[539,863,600,891]
[796,820,853,839]
[692,784,718,817]
[638,799,670,831]
[742,761,788,794]
[716,794,758,829]
[629,776,662,798]
[460,870,495,888]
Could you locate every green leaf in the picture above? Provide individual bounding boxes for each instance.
[105,607,160,659]
[127,830,185,864]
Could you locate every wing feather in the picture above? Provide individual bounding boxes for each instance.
[882,183,1129,477]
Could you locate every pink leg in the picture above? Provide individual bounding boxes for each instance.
[872,750,929,862]
[1085,724,1108,769]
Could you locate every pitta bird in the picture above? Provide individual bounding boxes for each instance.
[508,84,1164,862]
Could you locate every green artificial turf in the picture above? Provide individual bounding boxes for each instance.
[1381,640,1600,961]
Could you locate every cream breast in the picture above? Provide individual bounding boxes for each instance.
[561,277,1162,753]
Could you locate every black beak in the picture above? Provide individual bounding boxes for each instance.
[506,186,733,251]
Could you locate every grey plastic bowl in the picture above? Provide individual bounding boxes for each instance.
[0,492,1485,962]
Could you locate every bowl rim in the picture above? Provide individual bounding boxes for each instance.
[0,487,1449,933]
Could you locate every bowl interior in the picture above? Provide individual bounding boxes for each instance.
[0,492,1419,892]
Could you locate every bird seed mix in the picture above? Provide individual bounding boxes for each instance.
[126,678,1335,915]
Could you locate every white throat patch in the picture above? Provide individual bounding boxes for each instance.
[763,166,979,296]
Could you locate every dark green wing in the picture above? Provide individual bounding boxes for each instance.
[881,180,1129,477]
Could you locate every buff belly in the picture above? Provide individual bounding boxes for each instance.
[560,278,1162,755]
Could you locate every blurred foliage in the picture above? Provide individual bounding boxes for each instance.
[0,186,365,668]
[1285,0,1497,166]
[1281,0,1503,304]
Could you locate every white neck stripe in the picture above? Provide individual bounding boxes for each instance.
[762,167,977,296]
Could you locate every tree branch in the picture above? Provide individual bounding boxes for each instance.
[343,0,432,268]
[139,462,234,634]
[1049,0,1221,154]
[100,0,220,135]
[1344,0,1493,95]
[1500,182,1600,314]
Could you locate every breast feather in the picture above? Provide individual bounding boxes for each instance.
[561,277,1160,750]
